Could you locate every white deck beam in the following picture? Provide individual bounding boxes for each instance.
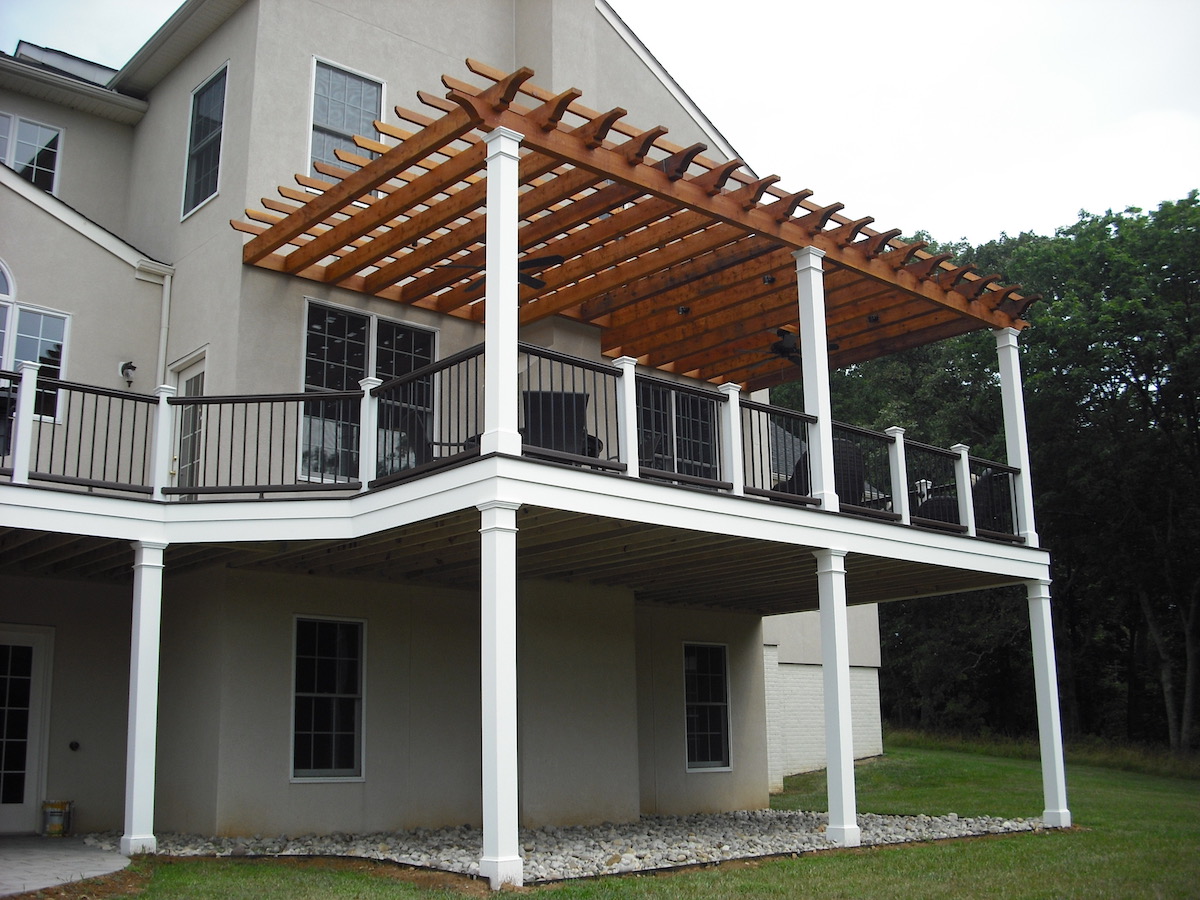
[795,248,836,511]
[995,328,1038,546]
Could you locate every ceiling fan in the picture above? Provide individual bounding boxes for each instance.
[457,254,566,293]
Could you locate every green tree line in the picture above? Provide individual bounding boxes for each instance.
[774,191,1199,753]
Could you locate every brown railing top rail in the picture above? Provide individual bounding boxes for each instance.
[832,420,895,443]
[904,437,959,458]
[969,455,1019,475]
[36,376,157,403]
[518,342,622,376]
[741,399,816,422]
[373,343,485,396]
[0,369,19,381]
[167,390,362,406]
[636,373,726,402]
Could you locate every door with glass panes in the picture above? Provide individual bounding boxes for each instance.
[0,627,51,833]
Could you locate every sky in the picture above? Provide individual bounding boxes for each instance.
[3,0,1196,244]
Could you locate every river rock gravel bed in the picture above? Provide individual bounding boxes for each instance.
[82,811,1043,883]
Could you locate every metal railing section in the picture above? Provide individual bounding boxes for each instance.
[634,375,730,490]
[905,439,966,531]
[517,344,625,472]
[165,390,364,496]
[830,422,898,519]
[0,370,17,475]
[371,344,485,485]
[25,377,156,493]
[741,400,817,504]
[970,456,1020,540]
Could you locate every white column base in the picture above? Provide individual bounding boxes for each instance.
[1042,808,1072,828]
[825,824,861,847]
[120,834,157,856]
[480,855,524,889]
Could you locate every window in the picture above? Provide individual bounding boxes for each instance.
[637,381,719,480]
[684,643,730,769]
[0,266,68,423]
[0,112,61,193]
[311,62,381,178]
[302,303,434,480]
[183,67,227,215]
[293,618,363,778]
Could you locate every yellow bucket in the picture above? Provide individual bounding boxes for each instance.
[42,801,72,837]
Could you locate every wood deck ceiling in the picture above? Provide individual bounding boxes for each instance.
[234,60,1035,393]
[0,507,1021,614]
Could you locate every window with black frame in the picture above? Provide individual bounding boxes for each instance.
[293,618,363,778]
[302,303,433,481]
[684,643,730,769]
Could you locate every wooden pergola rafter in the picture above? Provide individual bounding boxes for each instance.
[233,60,1036,391]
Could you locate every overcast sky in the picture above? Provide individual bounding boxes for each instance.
[4,0,1196,244]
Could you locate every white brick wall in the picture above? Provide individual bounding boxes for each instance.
[763,650,883,792]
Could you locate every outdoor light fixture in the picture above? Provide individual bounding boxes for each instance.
[119,361,137,387]
[762,274,776,285]
[677,306,691,315]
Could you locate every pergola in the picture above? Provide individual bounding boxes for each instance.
[234,60,1034,389]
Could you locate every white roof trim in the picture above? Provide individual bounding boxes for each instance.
[595,1,750,174]
[0,164,172,276]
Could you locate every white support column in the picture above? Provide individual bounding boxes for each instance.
[951,443,977,537]
[121,540,167,856]
[994,328,1038,546]
[478,500,523,889]
[358,376,382,490]
[10,360,40,485]
[150,385,176,501]
[1027,579,1071,827]
[814,548,860,846]
[885,426,910,525]
[481,127,524,458]
[794,247,837,511]
[718,383,744,494]
[614,356,641,478]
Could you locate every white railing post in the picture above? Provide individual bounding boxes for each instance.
[11,360,40,485]
[478,499,523,889]
[150,385,177,501]
[794,247,837,511]
[122,539,167,856]
[358,377,382,490]
[814,548,860,847]
[614,357,641,477]
[1027,578,1071,827]
[952,443,976,536]
[718,383,744,494]
[995,328,1038,545]
[885,426,910,525]
[481,127,524,458]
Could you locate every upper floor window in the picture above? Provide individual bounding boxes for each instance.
[302,302,434,480]
[0,264,68,420]
[311,62,381,177]
[0,112,61,193]
[183,67,227,216]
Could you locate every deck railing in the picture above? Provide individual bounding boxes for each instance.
[0,354,1022,541]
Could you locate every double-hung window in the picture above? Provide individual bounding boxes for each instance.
[183,67,227,216]
[302,303,434,481]
[311,62,381,178]
[0,112,61,193]
[684,643,730,769]
[293,618,363,778]
[0,265,68,433]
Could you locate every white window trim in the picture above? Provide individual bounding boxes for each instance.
[180,62,230,221]
[683,641,733,774]
[0,111,64,195]
[307,57,386,190]
[0,293,71,424]
[289,614,367,783]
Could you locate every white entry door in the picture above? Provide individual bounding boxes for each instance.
[0,627,52,833]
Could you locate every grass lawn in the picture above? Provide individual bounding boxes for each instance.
[24,742,1199,900]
